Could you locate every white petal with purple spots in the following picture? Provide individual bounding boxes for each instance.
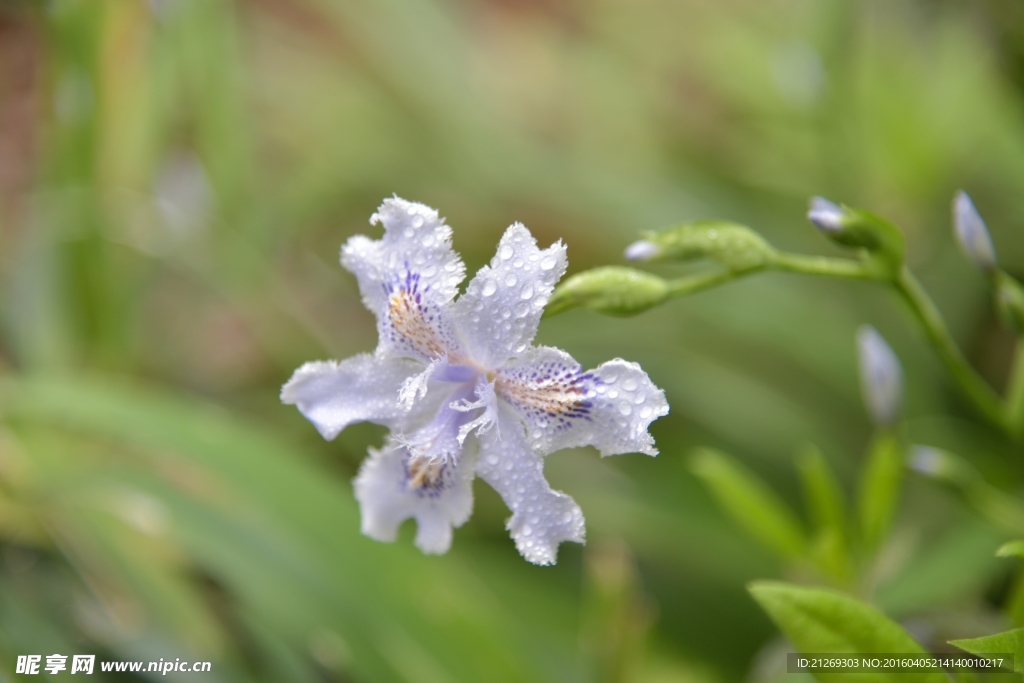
[342,197,465,362]
[354,439,475,554]
[497,346,668,457]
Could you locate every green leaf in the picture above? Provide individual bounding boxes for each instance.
[689,448,806,559]
[797,445,849,583]
[546,266,669,317]
[998,541,1024,559]
[638,220,776,272]
[748,581,946,683]
[857,432,904,551]
[949,628,1022,674]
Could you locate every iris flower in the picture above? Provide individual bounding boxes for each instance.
[282,198,668,564]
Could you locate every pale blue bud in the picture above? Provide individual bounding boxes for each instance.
[807,196,845,234]
[624,240,660,262]
[857,326,903,427]
[952,190,997,270]
[908,445,943,477]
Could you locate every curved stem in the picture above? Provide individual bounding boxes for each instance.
[892,267,1007,432]
[772,253,875,279]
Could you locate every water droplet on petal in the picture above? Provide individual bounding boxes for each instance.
[540,256,557,270]
[618,403,632,416]
[482,280,498,297]
[623,378,638,391]
[504,274,518,287]
[520,284,533,300]
[513,258,524,268]
[500,245,514,260]
[487,455,499,465]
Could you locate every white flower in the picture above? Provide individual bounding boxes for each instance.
[282,197,669,565]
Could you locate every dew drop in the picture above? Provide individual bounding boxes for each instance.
[487,454,499,465]
[422,265,437,277]
[520,284,534,300]
[640,406,653,418]
[618,403,632,416]
[404,227,415,238]
[515,302,530,318]
[608,389,619,399]
[501,307,512,319]
[513,258,524,268]
[500,245,514,260]
[540,256,557,270]
[522,525,533,536]
[622,378,638,391]
[504,274,518,287]
[482,280,498,297]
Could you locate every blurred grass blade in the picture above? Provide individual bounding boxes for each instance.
[949,629,1023,674]
[998,541,1024,559]
[857,432,904,551]
[748,581,945,683]
[690,448,806,559]
[797,445,849,583]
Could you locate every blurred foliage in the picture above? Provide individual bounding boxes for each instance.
[1,0,1024,681]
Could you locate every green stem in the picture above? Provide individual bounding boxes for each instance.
[772,253,875,279]
[665,269,742,297]
[892,267,1007,432]
[662,253,872,300]
[1005,338,1024,438]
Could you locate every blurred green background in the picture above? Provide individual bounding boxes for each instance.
[0,0,1023,680]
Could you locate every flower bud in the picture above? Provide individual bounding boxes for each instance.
[807,197,845,234]
[952,190,997,270]
[807,197,905,271]
[623,240,660,262]
[546,266,669,317]
[908,445,978,486]
[857,326,903,427]
[627,220,775,272]
[995,271,1024,334]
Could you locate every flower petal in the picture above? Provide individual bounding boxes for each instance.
[354,441,475,554]
[281,354,420,440]
[496,346,668,457]
[475,407,585,565]
[342,197,466,362]
[451,224,566,368]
